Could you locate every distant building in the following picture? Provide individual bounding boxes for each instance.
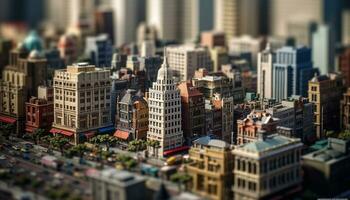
[89,169,146,200]
[228,35,263,70]
[308,73,344,139]
[209,47,229,72]
[95,7,115,44]
[205,94,234,143]
[257,43,275,100]
[341,88,350,130]
[266,96,314,142]
[146,56,183,157]
[338,48,350,87]
[192,69,244,103]
[233,134,303,200]
[201,31,226,48]
[166,45,212,81]
[272,46,316,101]
[302,138,350,197]
[343,10,350,45]
[52,63,113,144]
[0,46,47,136]
[312,24,335,74]
[85,34,113,67]
[114,89,148,141]
[286,20,317,46]
[23,31,43,52]
[139,56,162,88]
[269,0,322,37]
[57,34,78,65]
[236,110,278,145]
[137,23,158,46]
[0,39,12,78]
[111,0,143,46]
[25,86,54,133]
[187,136,233,200]
[178,82,205,141]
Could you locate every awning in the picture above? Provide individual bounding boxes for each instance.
[163,146,190,157]
[98,126,115,134]
[25,126,36,133]
[113,130,130,140]
[85,132,95,139]
[0,116,16,124]
[50,128,74,136]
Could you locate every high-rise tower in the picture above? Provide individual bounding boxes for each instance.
[147,54,183,157]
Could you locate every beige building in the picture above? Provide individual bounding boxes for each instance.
[0,47,47,136]
[233,134,303,200]
[187,136,233,200]
[166,45,212,81]
[209,47,229,72]
[51,63,112,144]
[308,73,343,139]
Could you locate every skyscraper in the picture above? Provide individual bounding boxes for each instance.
[257,43,275,100]
[146,55,183,157]
[111,0,143,46]
[85,34,113,67]
[272,46,316,101]
[312,24,335,74]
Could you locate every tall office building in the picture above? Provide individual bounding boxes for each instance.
[111,0,143,46]
[287,20,317,47]
[85,34,113,67]
[166,45,212,81]
[233,134,303,199]
[341,88,350,131]
[146,56,183,158]
[257,44,275,99]
[269,0,322,37]
[215,0,262,39]
[147,0,179,41]
[339,48,350,87]
[46,0,95,31]
[51,63,112,145]
[147,0,213,42]
[343,10,350,45]
[308,73,344,139]
[95,7,115,44]
[312,24,335,74]
[272,46,316,101]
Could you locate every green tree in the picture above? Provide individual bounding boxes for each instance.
[31,128,47,144]
[170,173,192,191]
[339,130,350,140]
[91,134,117,152]
[69,144,88,159]
[50,135,70,155]
[127,140,147,152]
[0,124,14,140]
[147,140,160,158]
[325,130,337,138]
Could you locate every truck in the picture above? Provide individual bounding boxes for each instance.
[165,155,183,166]
[41,155,62,170]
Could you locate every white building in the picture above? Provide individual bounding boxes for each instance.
[52,63,112,145]
[257,43,275,99]
[45,0,94,31]
[147,56,183,157]
[269,0,322,37]
[147,0,179,41]
[147,0,213,42]
[111,0,141,47]
[312,24,335,74]
[228,35,263,70]
[166,45,212,81]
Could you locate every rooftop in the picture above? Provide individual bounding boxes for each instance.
[237,134,300,153]
[193,136,230,149]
